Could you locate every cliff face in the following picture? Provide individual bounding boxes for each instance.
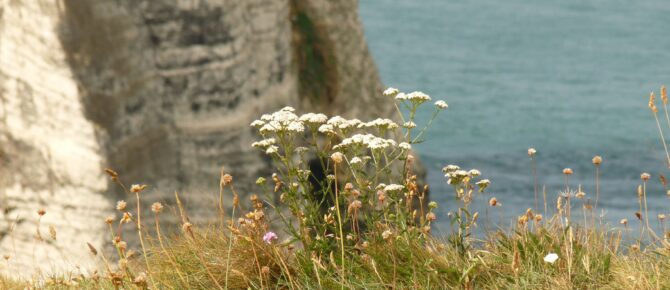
[0,0,390,274]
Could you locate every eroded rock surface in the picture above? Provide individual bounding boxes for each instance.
[0,0,391,274]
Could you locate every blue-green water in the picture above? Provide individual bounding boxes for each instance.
[360,0,670,228]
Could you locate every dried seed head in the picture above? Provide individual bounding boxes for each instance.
[377,190,386,203]
[261,266,270,275]
[117,241,127,252]
[563,168,573,175]
[641,172,651,182]
[662,85,668,104]
[116,200,127,212]
[620,218,628,226]
[472,212,479,223]
[575,186,586,199]
[105,215,115,225]
[650,92,658,113]
[517,215,528,225]
[382,229,393,240]
[489,197,499,207]
[121,212,133,224]
[133,272,147,287]
[426,212,437,222]
[331,152,344,164]
[348,200,362,212]
[130,184,147,194]
[233,194,240,207]
[635,212,642,220]
[592,155,602,165]
[86,243,98,256]
[182,222,193,233]
[527,148,537,157]
[344,183,354,191]
[49,225,56,240]
[37,208,46,216]
[118,259,128,270]
[557,196,564,211]
[525,208,534,219]
[2,255,9,261]
[151,202,164,214]
[221,174,233,186]
[534,214,543,222]
[104,168,119,180]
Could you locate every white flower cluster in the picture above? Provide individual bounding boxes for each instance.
[435,100,448,109]
[333,134,397,151]
[361,118,399,130]
[299,113,328,124]
[253,107,305,133]
[384,87,448,109]
[326,116,362,130]
[395,91,431,103]
[266,145,279,154]
[398,142,411,150]
[384,184,405,192]
[443,166,485,186]
[251,138,276,148]
[442,164,460,173]
[383,87,400,97]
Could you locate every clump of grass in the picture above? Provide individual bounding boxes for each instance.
[9,86,670,289]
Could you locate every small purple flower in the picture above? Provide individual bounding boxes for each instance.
[263,231,278,244]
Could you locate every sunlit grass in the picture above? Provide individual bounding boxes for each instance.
[6,86,670,289]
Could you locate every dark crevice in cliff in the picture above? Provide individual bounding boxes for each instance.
[290,0,339,112]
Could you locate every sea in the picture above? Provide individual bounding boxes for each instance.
[359,0,670,232]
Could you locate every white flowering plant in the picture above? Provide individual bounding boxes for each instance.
[250,88,450,257]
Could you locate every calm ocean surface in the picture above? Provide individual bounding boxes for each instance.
[360,0,670,230]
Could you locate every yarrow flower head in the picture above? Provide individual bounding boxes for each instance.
[442,164,460,173]
[476,179,490,192]
[299,113,328,124]
[257,107,304,134]
[251,138,276,148]
[334,134,397,151]
[266,145,279,155]
[263,231,278,244]
[327,116,361,130]
[384,184,405,192]
[399,142,412,150]
[394,93,408,100]
[383,87,399,97]
[435,100,448,109]
[363,118,399,130]
[445,170,470,185]
[350,157,363,165]
[318,124,335,134]
[406,91,431,104]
